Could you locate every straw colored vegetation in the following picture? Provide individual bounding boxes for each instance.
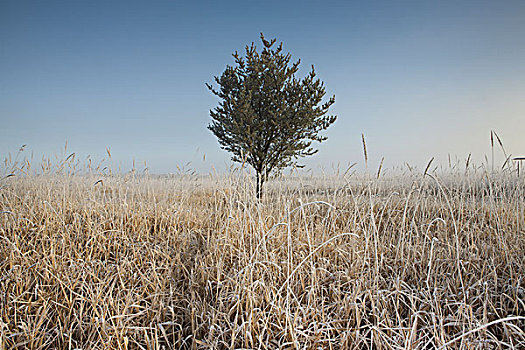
[1,163,524,349]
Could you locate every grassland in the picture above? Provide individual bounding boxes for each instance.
[1,162,524,349]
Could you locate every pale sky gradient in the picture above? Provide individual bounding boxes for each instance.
[1,0,524,173]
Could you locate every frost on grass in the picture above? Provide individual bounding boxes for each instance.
[1,170,524,349]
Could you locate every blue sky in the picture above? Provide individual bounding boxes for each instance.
[1,0,524,173]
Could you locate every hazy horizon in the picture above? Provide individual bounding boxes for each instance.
[2,0,524,174]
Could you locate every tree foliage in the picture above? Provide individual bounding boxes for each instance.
[207,33,336,198]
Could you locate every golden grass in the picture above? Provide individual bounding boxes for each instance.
[1,166,524,349]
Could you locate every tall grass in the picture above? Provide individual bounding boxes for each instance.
[1,157,524,349]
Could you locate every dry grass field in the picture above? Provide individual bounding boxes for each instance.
[1,160,524,348]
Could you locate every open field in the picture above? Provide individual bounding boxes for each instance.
[1,166,524,349]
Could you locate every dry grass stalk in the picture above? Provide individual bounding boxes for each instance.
[361,133,368,167]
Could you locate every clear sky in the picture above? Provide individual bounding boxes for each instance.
[1,0,524,174]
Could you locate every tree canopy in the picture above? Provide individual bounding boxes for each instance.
[207,33,336,198]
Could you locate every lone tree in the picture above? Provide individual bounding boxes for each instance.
[207,33,336,198]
